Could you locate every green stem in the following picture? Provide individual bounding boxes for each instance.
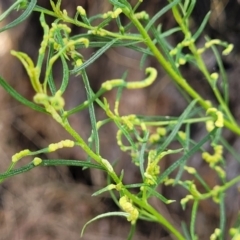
[143,116,212,126]
[196,175,240,201]
[125,8,240,136]
[33,6,143,42]
[171,4,239,130]
[123,190,185,240]
[190,200,199,240]
[61,120,120,183]
[126,11,208,106]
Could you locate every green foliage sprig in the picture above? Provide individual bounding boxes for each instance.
[1,0,240,239]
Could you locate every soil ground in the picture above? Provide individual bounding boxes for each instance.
[1,1,240,239]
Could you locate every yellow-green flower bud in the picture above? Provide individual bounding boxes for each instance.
[169,48,178,56]
[215,111,224,128]
[214,166,226,179]
[149,133,160,143]
[126,67,157,89]
[112,8,122,18]
[206,120,215,132]
[157,127,167,136]
[62,139,75,148]
[229,228,239,237]
[33,93,48,105]
[178,131,186,140]
[12,149,31,163]
[222,43,233,55]
[63,9,68,16]
[134,11,149,20]
[75,58,83,67]
[197,48,205,54]
[180,195,193,210]
[205,39,221,48]
[210,72,219,81]
[205,100,212,108]
[33,157,42,166]
[164,178,175,186]
[181,38,194,47]
[140,122,147,131]
[202,145,223,165]
[184,166,196,174]
[77,6,86,16]
[115,183,123,191]
[188,182,201,198]
[49,90,65,110]
[178,58,186,65]
[48,143,58,152]
[101,79,124,90]
[206,108,224,128]
[119,196,139,224]
[121,116,134,130]
[210,228,221,240]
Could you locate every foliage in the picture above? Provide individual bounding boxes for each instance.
[0,0,240,239]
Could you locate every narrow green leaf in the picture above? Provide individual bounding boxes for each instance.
[46,46,57,95]
[109,0,132,10]
[183,0,196,20]
[190,200,199,240]
[81,212,129,237]
[181,222,191,240]
[157,128,217,184]
[116,121,137,151]
[41,159,105,170]
[0,159,105,181]
[219,193,226,240]
[124,183,145,189]
[0,162,35,180]
[70,39,118,75]
[0,76,47,113]
[0,0,22,22]
[175,124,191,182]
[192,12,211,40]
[96,18,112,30]
[151,25,180,74]
[82,70,100,154]
[207,36,229,104]
[220,137,240,163]
[0,0,37,33]
[59,55,69,93]
[139,132,149,179]
[145,0,180,31]
[127,224,136,240]
[146,187,175,204]
[92,184,116,196]
[156,100,197,156]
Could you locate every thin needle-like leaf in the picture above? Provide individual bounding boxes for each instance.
[70,39,118,74]
[0,0,37,33]
[0,77,47,113]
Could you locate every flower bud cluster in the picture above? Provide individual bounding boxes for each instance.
[144,150,161,185]
[210,228,221,240]
[102,8,122,19]
[12,149,31,163]
[119,196,139,224]
[149,127,167,143]
[48,139,75,152]
[206,108,224,131]
[202,145,223,166]
[34,90,65,111]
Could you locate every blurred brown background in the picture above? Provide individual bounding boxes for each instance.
[1,0,240,239]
